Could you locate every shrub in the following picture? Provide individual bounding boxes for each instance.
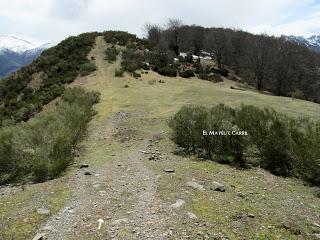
[289,89,305,100]
[79,63,96,76]
[115,68,124,77]
[0,87,100,184]
[199,73,222,83]
[205,105,247,166]
[169,104,248,166]
[236,106,297,176]
[103,31,137,46]
[179,69,195,78]
[104,47,120,63]
[184,53,194,64]
[157,66,177,77]
[141,63,150,70]
[149,51,172,70]
[218,68,229,77]
[148,79,156,85]
[169,104,320,185]
[121,48,145,72]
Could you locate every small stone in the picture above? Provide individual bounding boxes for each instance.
[210,181,225,192]
[99,191,107,196]
[248,213,255,218]
[187,212,197,219]
[186,181,205,191]
[84,171,92,175]
[313,233,320,239]
[313,222,320,228]
[170,199,185,209]
[163,169,175,173]
[80,164,89,169]
[68,209,74,214]
[42,225,53,231]
[237,192,245,198]
[37,208,50,215]
[111,218,128,225]
[32,233,46,240]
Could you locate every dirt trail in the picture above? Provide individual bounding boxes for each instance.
[40,37,176,240]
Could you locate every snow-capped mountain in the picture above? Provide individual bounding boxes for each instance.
[286,35,320,53]
[0,35,37,53]
[0,35,52,78]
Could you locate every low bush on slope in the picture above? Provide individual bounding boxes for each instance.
[169,104,320,186]
[0,87,100,184]
[0,32,99,126]
[102,31,137,46]
[104,47,120,63]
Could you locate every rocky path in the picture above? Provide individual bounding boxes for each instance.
[37,37,177,240]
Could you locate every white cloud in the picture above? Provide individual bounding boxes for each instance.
[273,8,320,36]
[0,0,319,43]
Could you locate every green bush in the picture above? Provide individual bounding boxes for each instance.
[217,68,229,77]
[199,73,222,83]
[169,104,248,166]
[0,87,100,184]
[104,47,120,63]
[80,62,97,76]
[169,104,320,185]
[289,89,305,100]
[115,68,124,77]
[121,48,145,72]
[179,69,195,78]
[103,31,137,46]
[157,66,177,77]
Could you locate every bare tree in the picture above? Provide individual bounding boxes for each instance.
[143,23,162,45]
[165,18,183,55]
[205,28,228,69]
[247,35,272,90]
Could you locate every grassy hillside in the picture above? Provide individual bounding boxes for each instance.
[0,32,99,126]
[0,35,319,240]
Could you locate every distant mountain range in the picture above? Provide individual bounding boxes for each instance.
[0,35,51,78]
[285,34,320,53]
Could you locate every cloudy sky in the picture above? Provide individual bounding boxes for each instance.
[0,0,320,44]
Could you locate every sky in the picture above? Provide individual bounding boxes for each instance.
[0,0,320,45]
